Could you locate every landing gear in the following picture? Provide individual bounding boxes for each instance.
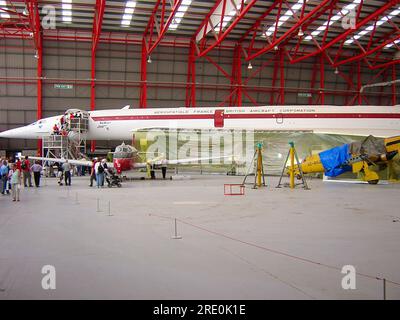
[353,161,380,185]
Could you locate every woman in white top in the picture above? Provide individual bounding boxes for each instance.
[9,164,21,202]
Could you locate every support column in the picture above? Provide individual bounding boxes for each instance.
[357,60,362,105]
[90,52,96,152]
[37,41,42,156]
[140,38,147,108]
[392,64,397,106]
[320,54,325,105]
[279,49,285,105]
[185,41,196,107]
[308,57,318,105]
[270,52,279,105]
[236,46,242,106]
[230,45,242,106]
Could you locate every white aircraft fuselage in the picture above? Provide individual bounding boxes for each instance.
[1,105,400,140]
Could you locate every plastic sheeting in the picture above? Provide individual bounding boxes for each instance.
[349,135,386,157]
[319,143,352,177]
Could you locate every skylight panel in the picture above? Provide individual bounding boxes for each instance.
[170,0,192,30]
[62,0,72,23]
[344,6,400,45]
[0,0,10,19]
[304,0,361,41]
[264,0,305,38]
[384,38,400,49]
[121,1,136,27]
[214,0,249,31]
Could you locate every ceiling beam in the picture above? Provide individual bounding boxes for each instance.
[193,0,258,58]
[143,0,183,56]
[92,0,106,52]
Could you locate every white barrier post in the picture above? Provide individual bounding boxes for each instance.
[172,218,182,239]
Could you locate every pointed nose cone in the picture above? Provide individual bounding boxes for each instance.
[0,126,37,139]
[0,129,14,138]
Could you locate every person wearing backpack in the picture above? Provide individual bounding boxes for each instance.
[95,158,105,188]
[22,156,33,188]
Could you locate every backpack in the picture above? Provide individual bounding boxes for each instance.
[98,164,104,173]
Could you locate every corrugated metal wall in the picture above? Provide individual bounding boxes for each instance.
[0,38,397,150]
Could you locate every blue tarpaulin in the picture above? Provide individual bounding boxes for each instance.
[319,144,352,177]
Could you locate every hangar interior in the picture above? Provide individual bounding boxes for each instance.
[0,0,399,151]
[0,0,400,300]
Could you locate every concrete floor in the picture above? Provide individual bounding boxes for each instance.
[0,173,399,300]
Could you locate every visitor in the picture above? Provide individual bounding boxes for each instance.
[95,158,105,188]
[21,156,33,187]
[10,163,21,202]
[31,161,43,187]
[1,160,9,195]
[62,160,72,186]
[161,159,167,179]
[53,123,59,135]
[89,159,97,187]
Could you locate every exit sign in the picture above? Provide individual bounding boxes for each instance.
[298,92,312,98]
[54,84,73,89]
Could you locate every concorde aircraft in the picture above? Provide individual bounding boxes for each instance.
[1,105,400,140]
[2,105,399,179]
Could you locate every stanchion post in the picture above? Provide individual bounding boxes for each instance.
[383,278,386,300]
[172,218,182,239]
[108,200,113,216]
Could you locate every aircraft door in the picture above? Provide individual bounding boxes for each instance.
[214,110,224,128]
[276,113,284,124]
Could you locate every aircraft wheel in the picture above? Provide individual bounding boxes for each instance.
[367,180,379,185]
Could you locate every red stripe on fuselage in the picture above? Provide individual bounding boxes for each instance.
[91,113,400,122]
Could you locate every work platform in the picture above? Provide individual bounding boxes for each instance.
[42,110,89,160]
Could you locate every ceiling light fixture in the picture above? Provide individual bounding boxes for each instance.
[121,1,137,27]
[0,0,10,19]
[169,0,193,30]
[62,0,72,24]
[304,0,362,41]
[264,0,305,38]
[345,6,400,45]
